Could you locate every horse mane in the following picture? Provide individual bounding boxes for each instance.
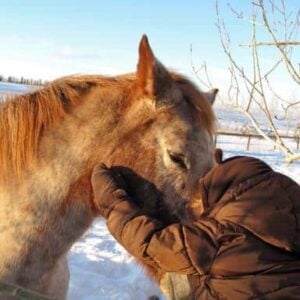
[0,75,133,181]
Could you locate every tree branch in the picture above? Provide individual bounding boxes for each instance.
[240,41,300,47]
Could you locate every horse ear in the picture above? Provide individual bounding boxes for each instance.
[202,88,218,105]
[137,34,172,98]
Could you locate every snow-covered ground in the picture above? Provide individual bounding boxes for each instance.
[1,82,299,300]
[0,81,32,96]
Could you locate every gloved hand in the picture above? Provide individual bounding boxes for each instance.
[91,163,129,218]
[214,148,223,164]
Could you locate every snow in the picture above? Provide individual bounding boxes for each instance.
[1,83,299,300]
[0,82,32,96]
[68,221,163,300]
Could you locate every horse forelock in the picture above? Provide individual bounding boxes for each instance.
[127,72,216,135]
[172,74,216,136]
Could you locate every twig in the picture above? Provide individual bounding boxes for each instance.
[240,41,300,47]
[215,0,300,162]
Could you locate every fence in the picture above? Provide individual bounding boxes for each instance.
[215,130,300,151]
[0,281,55,300]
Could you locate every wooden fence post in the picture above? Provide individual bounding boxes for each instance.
[246,136,251,151]
[0,281,55,300]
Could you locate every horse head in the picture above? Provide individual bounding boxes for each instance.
[101,35,218,222]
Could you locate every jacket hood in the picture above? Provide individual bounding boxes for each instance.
[199,156,300,254]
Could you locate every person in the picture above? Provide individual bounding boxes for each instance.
[91,152,300,299]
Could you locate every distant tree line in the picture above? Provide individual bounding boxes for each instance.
[0,74,45,86]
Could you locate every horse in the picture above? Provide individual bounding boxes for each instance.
[0,35,217,299]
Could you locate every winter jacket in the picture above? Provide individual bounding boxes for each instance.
[104,156,300,299]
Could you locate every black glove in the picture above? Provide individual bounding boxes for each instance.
[91,163,129,218]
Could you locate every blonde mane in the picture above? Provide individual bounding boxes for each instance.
[0,75,132,181]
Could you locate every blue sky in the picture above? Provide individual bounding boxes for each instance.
[0,0,246,79]
[0,0,299,99]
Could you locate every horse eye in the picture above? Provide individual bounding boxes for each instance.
[167,151,188,170]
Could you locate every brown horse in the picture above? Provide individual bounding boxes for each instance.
[0,35,217,299]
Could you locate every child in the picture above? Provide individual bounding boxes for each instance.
[91,154,300,299]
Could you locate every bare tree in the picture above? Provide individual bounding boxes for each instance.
[194,0,300,163]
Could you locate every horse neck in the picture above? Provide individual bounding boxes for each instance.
[37,84,130,188]
[23,84,132,217]
[0,85,129,285]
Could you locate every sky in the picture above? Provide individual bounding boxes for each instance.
[0,0,250,79]
[0,0,299,99]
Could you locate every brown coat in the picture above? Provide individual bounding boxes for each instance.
[106,156,300,299]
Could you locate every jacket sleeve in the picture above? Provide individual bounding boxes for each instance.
[106,199,220,275]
